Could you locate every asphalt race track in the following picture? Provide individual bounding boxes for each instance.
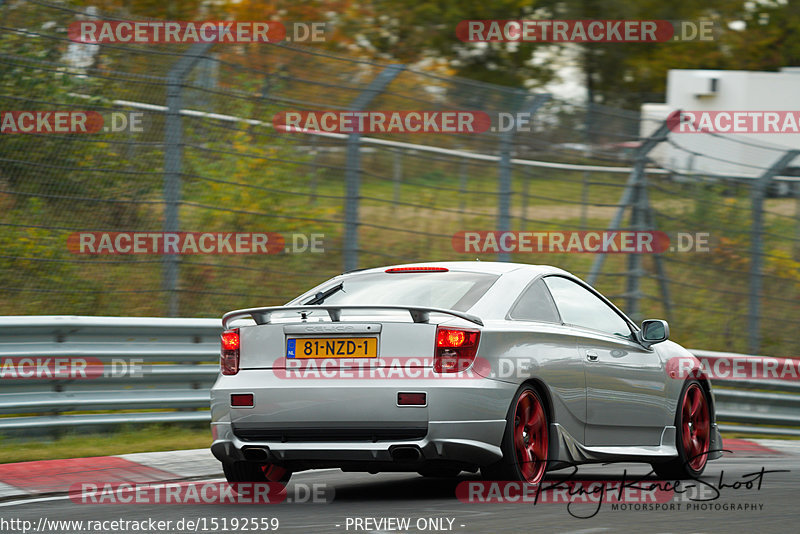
[2,444,798,534]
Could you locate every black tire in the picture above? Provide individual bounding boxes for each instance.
[222,460,292,484]
[652,379,711,479]
[482,385,549,483]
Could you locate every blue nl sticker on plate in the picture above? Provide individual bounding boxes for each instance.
[287,338,296,358]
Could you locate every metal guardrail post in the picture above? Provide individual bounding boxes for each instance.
[644,187,673,323]
[163,42,215,317]
[748,150,800,353]
[343,64,404,272]
[497,92,551,262]
[625,162,647,321]
[587,119,671,309]
[626,143,673,323]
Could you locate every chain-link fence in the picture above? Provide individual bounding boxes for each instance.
[1,0,799,356]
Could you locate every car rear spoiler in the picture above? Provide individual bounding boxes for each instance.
[222,305,484,329]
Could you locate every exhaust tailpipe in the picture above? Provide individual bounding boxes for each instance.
[242,446,270,462]
[390,445,423,462]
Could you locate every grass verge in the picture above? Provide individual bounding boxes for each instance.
[0,424,213,464]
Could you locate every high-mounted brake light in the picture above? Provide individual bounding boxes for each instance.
[435,327,480,373]
[221,329,240,375]
[385,267,449,273]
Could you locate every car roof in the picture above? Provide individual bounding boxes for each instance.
[345,261,572,277]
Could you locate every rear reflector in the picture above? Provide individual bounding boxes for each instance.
[221,329,240,375]
[231,393,254,407]
[385,267,449,273]
[398,392,427,406]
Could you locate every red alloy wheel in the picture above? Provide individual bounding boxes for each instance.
[681,383,710,472]
[513,390,549,483]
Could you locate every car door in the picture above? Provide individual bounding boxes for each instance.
[505,277,586,444]
[542,276,667,447]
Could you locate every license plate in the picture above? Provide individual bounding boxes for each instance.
[287,337,378,358]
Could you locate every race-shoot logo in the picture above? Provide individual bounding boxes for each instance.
[456,465,779,519]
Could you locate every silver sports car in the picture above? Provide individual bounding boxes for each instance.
[210,262,721,484]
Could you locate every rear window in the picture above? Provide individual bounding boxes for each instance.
[290,271,499,312]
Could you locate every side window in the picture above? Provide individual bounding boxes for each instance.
[509,279,560,323]
[543,276,632,338]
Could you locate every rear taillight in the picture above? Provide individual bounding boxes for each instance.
[221,328,240,375]
[435,327,480,373]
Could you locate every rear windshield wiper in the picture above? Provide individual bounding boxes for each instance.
[303,282,344,305]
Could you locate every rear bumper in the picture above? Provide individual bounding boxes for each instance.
[211,419,506,467]
[210,370,515,469]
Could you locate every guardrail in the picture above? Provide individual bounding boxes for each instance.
[691,349,800,437]
[0,317,798,437]
[0,316,220,435]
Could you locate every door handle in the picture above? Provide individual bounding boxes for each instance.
[586,350,599,362]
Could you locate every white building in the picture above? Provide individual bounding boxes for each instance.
[641,68,800,181]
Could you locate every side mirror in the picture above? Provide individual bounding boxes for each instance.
[637,319,669,348]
